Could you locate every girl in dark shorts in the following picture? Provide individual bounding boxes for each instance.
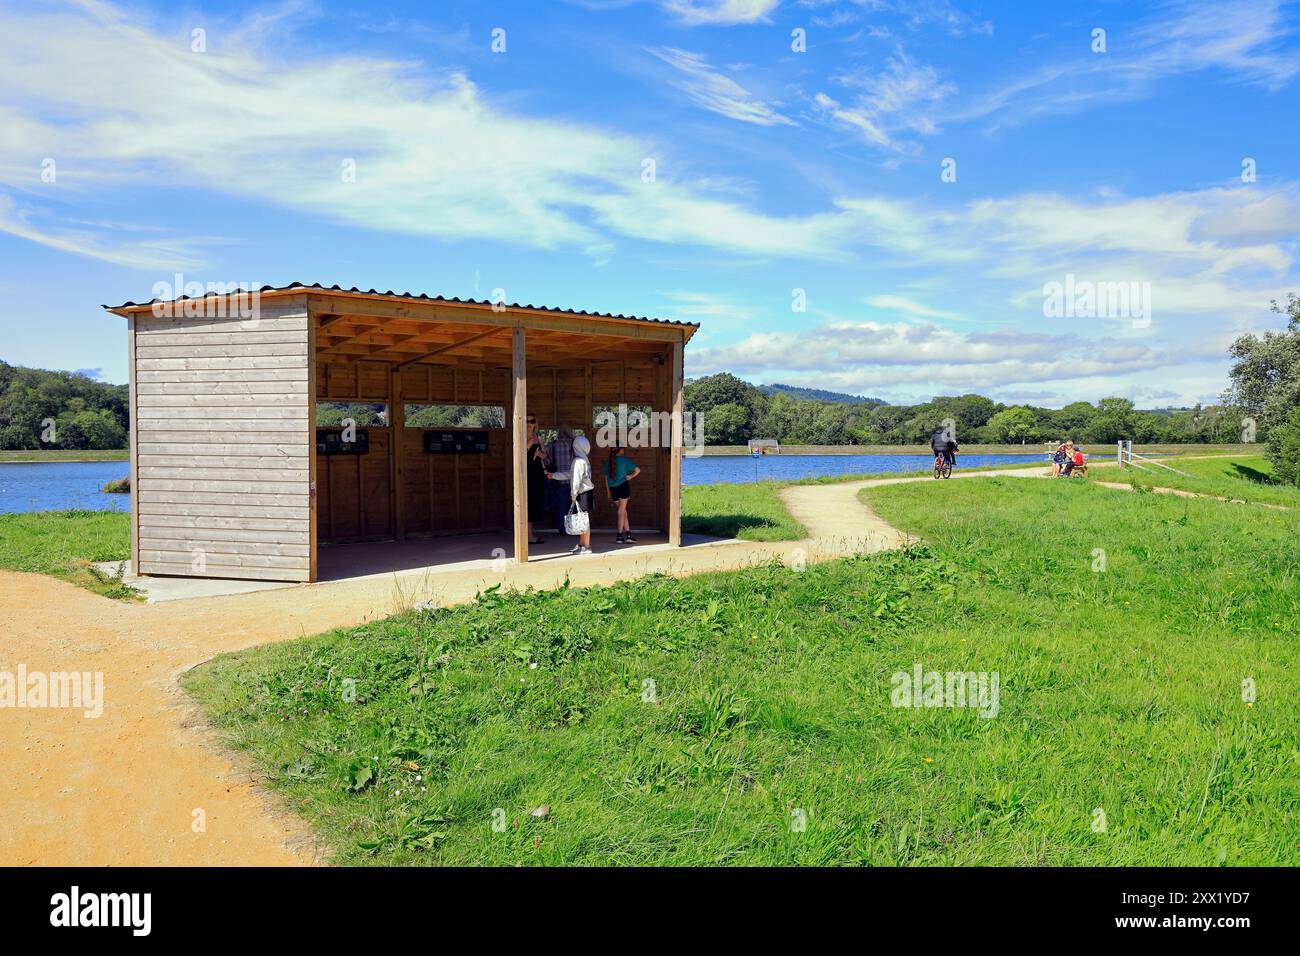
[604,445,641,544]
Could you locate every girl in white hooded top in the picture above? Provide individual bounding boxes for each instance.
[569,434,595,554]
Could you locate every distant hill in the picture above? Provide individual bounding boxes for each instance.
[758,383,887,406]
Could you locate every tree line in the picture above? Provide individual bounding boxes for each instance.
[0,361,128,450]
[685,373,1248,447]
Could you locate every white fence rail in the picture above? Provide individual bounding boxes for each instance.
[1116,439,1191,476]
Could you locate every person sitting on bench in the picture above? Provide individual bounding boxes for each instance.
[1061,442,1079,476]
[1069,447,1087,477]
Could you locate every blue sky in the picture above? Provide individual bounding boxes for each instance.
[0,0,1296,406]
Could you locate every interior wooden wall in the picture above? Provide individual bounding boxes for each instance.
[315,352,669,544]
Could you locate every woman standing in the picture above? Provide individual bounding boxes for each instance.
[526,415,546,545]
[604,445,641,544]
[568,435,595,555]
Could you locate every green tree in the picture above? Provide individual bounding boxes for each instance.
[1086,397,1137,443]
[985,406,1037,443]
[1051,401,1096,437]
[1269,407,1300,485]
[703,402,750,445]
[1226,295,1300,475]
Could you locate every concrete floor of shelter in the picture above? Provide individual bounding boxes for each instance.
[94,529,734,603]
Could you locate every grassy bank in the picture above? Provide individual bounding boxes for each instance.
[183,476,1298,865]
[0,448,129,462]
[681,481,808,540]
[0,510,136,598]
[681,459,1050,541]
[1104,454,1299,508]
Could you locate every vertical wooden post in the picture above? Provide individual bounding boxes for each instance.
[390,366,405,539]
[668,338,684,547]
[126,315,140,575]
[307,312,318,582]
[512,326,529,562]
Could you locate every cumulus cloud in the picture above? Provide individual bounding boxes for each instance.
[687,319,1170,393]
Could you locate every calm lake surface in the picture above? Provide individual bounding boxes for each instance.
[0,454,1062,513]
[0,461,132,514]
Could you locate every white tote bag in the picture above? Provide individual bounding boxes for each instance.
[564,500,590,535]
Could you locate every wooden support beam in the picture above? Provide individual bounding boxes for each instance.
[390,367,405,539]
[317,325,420,356]
[394,326,506,369]
[308,315,319,582]
[668,338,684,547]
[511,326,529,563]
[127,315,140,574]
[304,293,690,342]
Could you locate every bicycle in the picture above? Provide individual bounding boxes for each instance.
[933,453,953,479]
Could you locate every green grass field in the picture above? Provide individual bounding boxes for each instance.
[680,459,1054,541]
[0,448,128,462]
[182,471,1300,866]
[681,481,808,540]
[0,510,136,598]
[1109,454,1300,508]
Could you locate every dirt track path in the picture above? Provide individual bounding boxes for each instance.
[779,464,1052,544]
[1,527,827,865]
[0,455,1242,866]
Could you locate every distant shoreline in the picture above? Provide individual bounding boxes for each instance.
[700,443,1255,457]
[0,449,129,463]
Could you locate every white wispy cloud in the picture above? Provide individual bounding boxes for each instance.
[656,289,756,321]
[0,194,206,270]
[836,185,1300,323]
[0,1,848,266]
[953,0,1298,128]
[814,48,954,149]
[812,91,891,147]
[648,47,794,125]
[662,0,781,26]
[797,0,991,37]
[865,294,961,320]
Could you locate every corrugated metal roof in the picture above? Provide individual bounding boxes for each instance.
[102,282,699,331]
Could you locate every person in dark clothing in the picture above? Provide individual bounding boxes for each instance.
[546,424,575,534]
[930,426,958,466]
[525,416,547,544]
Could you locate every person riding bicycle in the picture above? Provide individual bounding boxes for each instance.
[930,426,958,467]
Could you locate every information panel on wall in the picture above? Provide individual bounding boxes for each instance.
[424,431,490,454]
[316,429,370,456]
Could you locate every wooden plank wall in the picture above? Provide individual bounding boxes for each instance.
[132,301,311,582]
[316,360,511,540]
[314,358,393,542]
[315,428,393,541]
[529,358,667,531]
[315,355,669,539]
